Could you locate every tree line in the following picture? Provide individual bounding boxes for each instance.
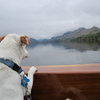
[70,32,100,43]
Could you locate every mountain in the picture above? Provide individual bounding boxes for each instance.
[50,26,100,41]
[51,31,71,40]
[30,38,38,44]
[29,26,100,44]
[29,38,39,48]
[67,26,100,38]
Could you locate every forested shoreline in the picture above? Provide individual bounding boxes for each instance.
[70,32,100,43]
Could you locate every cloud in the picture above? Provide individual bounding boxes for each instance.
[0,0,100,39]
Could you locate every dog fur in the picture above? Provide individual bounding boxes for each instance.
[0,34,37,100]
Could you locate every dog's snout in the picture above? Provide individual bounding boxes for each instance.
[25,55,28,58]
[22,55,28,59]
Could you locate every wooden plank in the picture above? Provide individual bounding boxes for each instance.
[22,64,100,100]
[22,64,100,74]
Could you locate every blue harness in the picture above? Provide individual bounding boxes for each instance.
[0,58,23,73]
[0,58,30,87]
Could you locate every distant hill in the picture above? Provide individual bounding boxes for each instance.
[70,31,100,43]
[50,26,100,41]
[30,38,38,43]
[29,38,38,48]
[29,26,100,44]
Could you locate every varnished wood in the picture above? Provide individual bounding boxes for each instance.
[23,64,100,100]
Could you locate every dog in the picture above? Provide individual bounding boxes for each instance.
[0,34,37,100]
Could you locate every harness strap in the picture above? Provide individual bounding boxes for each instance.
[0,58,31,99]
[0,58,23,74]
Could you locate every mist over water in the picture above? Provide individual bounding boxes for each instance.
[21,43,100,66]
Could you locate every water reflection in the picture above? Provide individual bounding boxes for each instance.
[21,42,100,66]
[50,42,100,52]
[28,42,100,52]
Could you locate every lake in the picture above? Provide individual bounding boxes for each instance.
[21,42,100,66]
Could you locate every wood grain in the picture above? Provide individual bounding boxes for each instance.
[23,64,100,100]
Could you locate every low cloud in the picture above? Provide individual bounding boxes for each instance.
[0,0,100,39]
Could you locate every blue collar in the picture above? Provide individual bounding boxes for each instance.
[0,58,23,74]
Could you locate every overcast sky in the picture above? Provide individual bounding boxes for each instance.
[0,0,100,39]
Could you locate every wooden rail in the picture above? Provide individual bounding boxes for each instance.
[23,64,100,100]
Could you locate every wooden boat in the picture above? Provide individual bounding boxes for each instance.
[23,64,100,100]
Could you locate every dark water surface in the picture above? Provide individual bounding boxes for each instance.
[21,43,100,66]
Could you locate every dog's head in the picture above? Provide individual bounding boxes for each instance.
[0,34,30,61]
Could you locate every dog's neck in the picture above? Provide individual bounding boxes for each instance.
[0,39,22,65]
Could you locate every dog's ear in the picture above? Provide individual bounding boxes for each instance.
[20,36,29,45]
[0,36,5,41]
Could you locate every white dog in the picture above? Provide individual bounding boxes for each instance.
[0,34,37,100]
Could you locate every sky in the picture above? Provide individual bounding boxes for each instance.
[0,0,100,39]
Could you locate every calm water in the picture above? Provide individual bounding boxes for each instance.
[21,42,100,66]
